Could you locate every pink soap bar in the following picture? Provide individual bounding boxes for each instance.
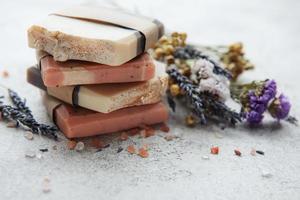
[56,102,168,138]
[40,52,155,87]
[43,94,169,138]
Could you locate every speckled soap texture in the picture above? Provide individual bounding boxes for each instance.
[27,5,164,66]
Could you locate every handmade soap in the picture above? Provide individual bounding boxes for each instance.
[42,93,169,138]
[28,6,164,66]
[27,66,168,113]
[38,51,155,87]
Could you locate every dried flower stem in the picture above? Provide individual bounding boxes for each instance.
[167,68,241,125]
[0,104,58,140]
[0,88,58,140]
[8,89,33,117]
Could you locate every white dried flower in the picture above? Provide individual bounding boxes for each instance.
[191,58,230,101]
[191,59,214,80]
[199,78,230,101]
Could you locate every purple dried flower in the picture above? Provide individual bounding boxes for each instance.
[262,80,277,102]
[268,94,291,120]
[246,110,264,124]
[244,80,277,124]
[248,91,268,113]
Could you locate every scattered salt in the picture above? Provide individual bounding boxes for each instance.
[119,132,129,141]
[67,140,77,150]
[138,147,149,158]
[36,153,43,159]
[262,171,272,178]
[127,145,136,154]
[42,177,51,193]
[202,155,209,160]
[75,141,85,152]
[24,131,34,140]
[210,146,219,155]
[164,134,177,141]
[234,149,242,156]
[250,148,256,156]
[25,151,36,158]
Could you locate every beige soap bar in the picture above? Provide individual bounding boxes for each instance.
[42,93,169,138]
[27,64,168,113]
[28,6,164,66]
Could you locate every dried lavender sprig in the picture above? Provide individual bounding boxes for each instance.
[8,89,33,117]
[200,91,242,125]
[174,45,232,79]
[0,104,58,140]
[167,68,241,125]
[167,67,206,124]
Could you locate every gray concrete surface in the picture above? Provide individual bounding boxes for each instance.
[0,0,300,199]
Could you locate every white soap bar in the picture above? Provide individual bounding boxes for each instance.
[28,6,164,66]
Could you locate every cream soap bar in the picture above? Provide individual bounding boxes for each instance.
[42,93,168,138]
[27,66,168,113]
[38,51,155,87]
[28,6,164,66]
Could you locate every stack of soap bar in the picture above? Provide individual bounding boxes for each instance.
[37,51,156,87]
[42,93,168,138]
[27,6,167,138]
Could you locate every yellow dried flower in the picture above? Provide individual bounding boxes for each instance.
[172,38,180,46]
[229,42,243,53]
[181,66,191,76]
[159,36,168,44]
[164,45,174,55]
[222,42,254,80]
[154,48,164,58]
[170,84,180,96]
[179,32,187,41]
[165,55,175,65]
[171,32,179,37]
[185,115,196,127]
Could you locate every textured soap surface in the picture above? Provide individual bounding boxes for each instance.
[38,51,155,87]
[27,66,168,113]
[42,93,169,138]
[27,6,164,66]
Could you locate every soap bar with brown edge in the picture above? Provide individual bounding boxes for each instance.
[27,65,168,113]
[42,93,169,138]
[28,6,164,66]
[37,51,155,87]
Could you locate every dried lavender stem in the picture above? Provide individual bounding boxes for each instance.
[0,88,58,140]
[167,68,206,124]
[8,89,33,117]
[0,104,58,140]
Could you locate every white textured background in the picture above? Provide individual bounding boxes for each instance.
[0,0,300,199]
